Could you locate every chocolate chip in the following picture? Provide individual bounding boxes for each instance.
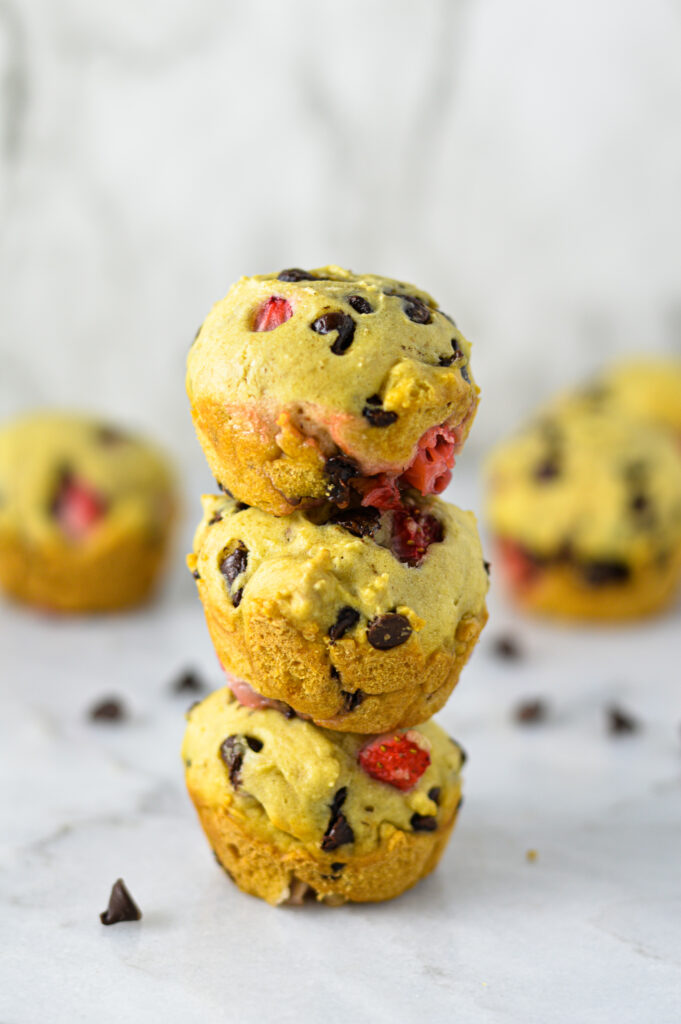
[534,459,560,481]
[410,813,437,832]
[330,665,341,681]
[330,862,346,872]
[492,635,522,660]
[483,560,491,575]
[219,735,254,787]
[89,697,126,722]
[347,295,373,314]
[341,689,365,712]
[192,569,201,580]
[171,669,206,695]
[514,699,548,724]
[366,613,412,650]
[607,704,640,735]
[362,396,398,427]
[328,506,381,538]
[401,295,432,324]
[208,512,223,525]
[581,560,630,586]
[216,481,231,495]
[460,363,471,384]
[311,311,356,354]
[220,542,248,607]
[235,501,250,512]
[328,606,360,642]
[96,425,126,445]
[245,735,263,752]
[278,268,317,282]
[427,786,441,805]
[438,338,464,367]
[100,879,142,925]
[321,788,355,851]
[325,455,359,502]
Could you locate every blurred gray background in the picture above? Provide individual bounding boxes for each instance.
[1,0,680,486]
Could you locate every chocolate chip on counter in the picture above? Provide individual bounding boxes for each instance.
[171,669,206,695]
[311,311,356,354]
[402,295,432,325]
[325,454,359,502]
[89,697,127,722]
[328,506,381,538]
[321,788,355,851]
[492,635,522,660]
[220,542,248,607]
[366,613,412,650]
[427,786,441,805]
[410,813,437,832]
[100,879,142,925]
[347,295,373,314]
[513,699,548,724]
[328,606,360,642]
[362,396,398,427]
[534,459,561,481]
[607,704,640,735]
[245,735,263,752]
[581,560,630,586]
[278,268,318,282]
[341,689,365,713]
[219,735,248,787]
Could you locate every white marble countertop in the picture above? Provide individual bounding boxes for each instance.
[1,470,680,1023]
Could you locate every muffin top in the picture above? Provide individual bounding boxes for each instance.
[573,358,681,437]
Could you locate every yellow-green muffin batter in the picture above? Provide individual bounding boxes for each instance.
[566,357,681,439]
[188,492,489,731]
[0,411,177,612]
[183,687,464,905]
[187,266,478,515]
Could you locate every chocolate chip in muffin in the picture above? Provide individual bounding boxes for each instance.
[427,786,441,805]
[402,295,433,325]
[534,458,561,481]
[513,698,548,724]
[341,689,365,712]
[321,787,355,851]
[362,396,398,427]
[96,425,127,445]
[219,735,250,787]
[410,813,437,832]
[366,613,412,650]
[278,268,318,282]
[330,665,342,681]
[607,704,640,735]
[171,669,206,695]
[581,560,631,586]
[311,311,356,354]
[460,363,471,384]
[347,295,373,314]
[439,338,464,367]
[483,560,491,575]
[192,569,201,580]
[325,454,360,503]
[328,506,381,538]
[328,606,360,642]
[208,512,223,525]
[100,879,142,926]
[89,697,127,722]
[219,541,249,607]
[330,862,346,873]
[492,634,523,660]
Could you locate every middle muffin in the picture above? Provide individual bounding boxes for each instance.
[189,493,489,733]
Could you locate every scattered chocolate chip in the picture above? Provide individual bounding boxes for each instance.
[581,560,630,586]
[278,268,317,282]
[220,735,252,787]
[347,295,373,314]
[410,813,437,832]
[321,788,355,851]
[330,665,341,681]
[328,606,360,642]
[366,613,412,650]
[89,697,126,722]
[325,455,359,502]
[192,569,201,580]
[607,704,640,735]
[171,669,206,695]
[245,735,263,752]
[311,311,356,354]
[220,542,248,607]
[341,689,365,712]
[427,786,441,805]
[362,396,398,427]
[514,698,548,724]
[100,879,142,925]
[328,506,381,538]
[330,862,346,872]
[492,635,522,660]
[534,459,561,481]
[402,295,432,324]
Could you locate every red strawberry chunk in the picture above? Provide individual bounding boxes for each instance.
[400,423,458,495]
[53,474,107,539]
[358,730,431,791]
[253,296,293,332]
[391,508,444,567]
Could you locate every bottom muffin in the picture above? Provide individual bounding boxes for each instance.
[182,687,465,906]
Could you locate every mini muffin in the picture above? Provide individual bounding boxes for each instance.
[485,406,681,620]
[187,266,478,516]
[0,411,177,612]
[187,493,489,732]
[569,357,681,440]
[182,687,465,906]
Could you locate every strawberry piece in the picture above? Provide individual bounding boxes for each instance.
[253,296,293,332]
[359,473,402,511]
[358,730,431,791]
[400,423,459,495]
[390,507,443,567]
[53,473,107,539]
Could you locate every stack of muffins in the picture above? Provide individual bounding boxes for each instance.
[182,267,489,905]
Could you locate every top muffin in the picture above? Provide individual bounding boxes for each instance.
[187,267,478,516]
[568,358,681,440]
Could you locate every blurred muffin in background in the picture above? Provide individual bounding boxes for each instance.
[0,411,177,613]
[485,405,681,620]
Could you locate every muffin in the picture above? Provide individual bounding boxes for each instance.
[182,687,465,906]
[187,492,489,732]
[571,357,681,440]
[187,266,478,516]
[485,406,681,619]
[0,411,177,612]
